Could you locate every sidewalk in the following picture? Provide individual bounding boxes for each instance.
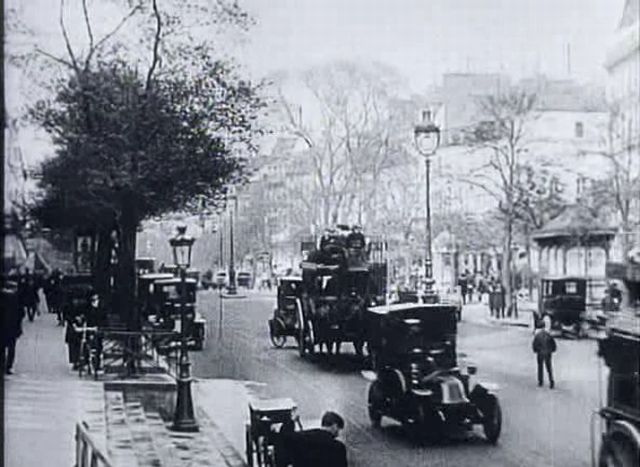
[462,300,535,329]
[4,311,104,467]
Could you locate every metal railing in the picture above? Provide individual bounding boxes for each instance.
[100,328,179,377]
[75,422,113,467]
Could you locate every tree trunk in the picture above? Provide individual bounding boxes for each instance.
[503,215,514,318]
[95,227,114,310]
[117,194,139,374]
[525,223,533,298]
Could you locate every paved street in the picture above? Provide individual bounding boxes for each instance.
[192,290,603,467]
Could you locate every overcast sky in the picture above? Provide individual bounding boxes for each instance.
[5,0,627,104]
[240,0,625,91]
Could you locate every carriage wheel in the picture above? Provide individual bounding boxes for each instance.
[245,425,254,467]
[269,318,287,348]
[306,321,316,356]
[367,381,384,428]
[298,322,307,358]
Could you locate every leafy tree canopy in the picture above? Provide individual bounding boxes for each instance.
[30,57,265,232]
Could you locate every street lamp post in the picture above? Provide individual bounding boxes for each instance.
[169,225,198,432]
[227,193,238,295]
[414,109,441,302]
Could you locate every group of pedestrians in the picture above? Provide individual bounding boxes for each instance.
[2,268,64,375]
[1,266,105,375]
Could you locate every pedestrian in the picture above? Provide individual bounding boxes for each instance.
[488,282,496,318]
[458,274,468,305]
[45,269,64,325]
[2,280,24,375]
[532,316,556,388]
[83,292,106,370]
[18,268,40,322]
[495,282,505,319]
[278,411,348,467]
[476,275,485,303]
[466,281,474,304]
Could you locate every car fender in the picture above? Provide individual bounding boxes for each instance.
[606,420,640,448]
[476,381,501,393]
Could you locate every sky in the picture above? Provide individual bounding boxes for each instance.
[239,0,626,91]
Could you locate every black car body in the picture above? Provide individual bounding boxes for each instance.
[596,313,640,466]
[152,278,206,350]
[537,276,588,336]
[365,303,502,443]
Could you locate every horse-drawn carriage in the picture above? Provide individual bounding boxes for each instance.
[297,263,369,357]
[364,302,502,443]
[270,226,384,359]
[268,277,303,348]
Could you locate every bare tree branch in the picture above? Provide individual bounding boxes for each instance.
[35,47,75,69]
[146,0,163,90]
[59,0,79,73]
[81,0,95,66]
[88,3,143,64]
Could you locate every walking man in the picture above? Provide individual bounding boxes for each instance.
[2,280,24,375]
[532,316,556,388]
[19,269,40,322]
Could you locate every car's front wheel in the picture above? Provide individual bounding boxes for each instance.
[482,395,502,444]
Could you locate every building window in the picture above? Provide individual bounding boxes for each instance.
[575,121,584,138]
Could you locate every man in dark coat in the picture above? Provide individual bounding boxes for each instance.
[2,281,24,374]
[277,411,348,467]
[457,274,468,305]
[19,269,40,321]
[45,269,64,324]
[532,316,557,388]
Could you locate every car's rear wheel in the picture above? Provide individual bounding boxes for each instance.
[368,381,384,428]
[482,396,502,444]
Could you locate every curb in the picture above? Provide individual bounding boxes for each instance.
[196,407,247,467]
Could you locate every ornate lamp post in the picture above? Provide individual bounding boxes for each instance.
[414,109,441,301]
[169,225,198,432]
[226,192,238,295]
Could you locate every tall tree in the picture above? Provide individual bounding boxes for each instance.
[581,103,640,257]
[18,0,266,332]
[276,61,411,228]
[462,90,537,315]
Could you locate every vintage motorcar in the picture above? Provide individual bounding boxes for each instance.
[60,274,95,321]
[137,273,175,319]
[237,271,253,289]
[215,270,228,289]
[151,278,206,350]
[595,313,640,467]
[268,276,303,348]
[536,276,588,337]
[364,303,502,444]
[135,257,156,275]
